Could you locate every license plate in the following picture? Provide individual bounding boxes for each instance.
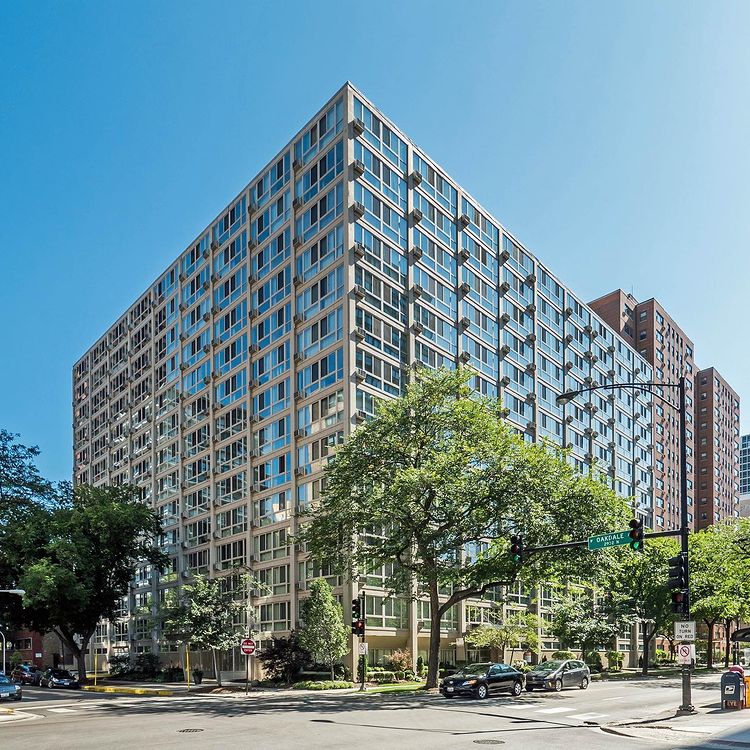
[447,687,454,692]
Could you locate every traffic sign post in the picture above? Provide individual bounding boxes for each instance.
[587,530,631,551]
[241,638,257,695]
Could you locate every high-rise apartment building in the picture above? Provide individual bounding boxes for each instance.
[740,434,750,496]
[694,368,741,529]
[589,292,695,530]
[72,83,654,672]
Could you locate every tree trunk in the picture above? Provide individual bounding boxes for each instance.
[425,580,442,689]
[330,663,335,681]
[706,621,715,669]
[641,623,652,676]
[211,648,222,687]
[724,619,732,668]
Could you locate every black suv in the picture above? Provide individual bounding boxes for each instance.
[525,659,590,692]
[440,662,525,699]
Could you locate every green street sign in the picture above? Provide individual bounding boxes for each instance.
[588,530,631,551]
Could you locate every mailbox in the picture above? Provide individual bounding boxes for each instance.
[721,670,746,710]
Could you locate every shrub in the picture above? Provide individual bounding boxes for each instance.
[387,648,413,672]
[257,632,311,685]
[417,656,425,676]
[606,650,624,671]
[109,654,131,676]
[134,652,161,678]
[292,680,354,690]
[584,651,603,673]
[552,650,576,660]
[512,660,532,673]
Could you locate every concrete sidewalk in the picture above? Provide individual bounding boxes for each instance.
[603,696,750,747]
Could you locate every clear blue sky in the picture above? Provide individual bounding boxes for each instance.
[1,0,748,483]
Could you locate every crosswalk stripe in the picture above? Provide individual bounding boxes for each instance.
[600,696,624,701]
[505,704,541,710]
[535,706,575,714]
[47,707,77,713]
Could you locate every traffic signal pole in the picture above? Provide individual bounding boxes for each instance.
[677,376,695,715]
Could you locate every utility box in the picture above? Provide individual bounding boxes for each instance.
[721,670,746,709]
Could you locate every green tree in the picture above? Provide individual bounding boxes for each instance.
[18,484,164,682]
[465,612,540,662]
[607,537,678,675]
[690,523,750,668]
[298,579,349,680]
[161,573,256,687]
[300,367,629,688]
[550,592,624,657]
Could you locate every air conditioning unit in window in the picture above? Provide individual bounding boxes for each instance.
[410,245,423,261]
[410,208,423,225]
[353,285,365,300]
[292,196,304,211]
[525,363,536,374]
[352,202,365,219]
[459,282,470,296]
[458,213,470,228]
[526,421,536,432]
[296,582,304,591]
[352,159,365,177]
[179,273,186,282]
[411,283,424,299]
[526,333,536,343]
[355,368,367,382]
[294,390,303,401]
[499,312,510,324]
[292,275,302,287]
[181,541,189,549]
[181,570,191,578]
[250,588,261,598]
[564,333,574,344]
[525,303,536,314]
[352,242,366,260]
[354,327,365,342]
[565,415,574,424]
[410,170,423,186]
[354,410,367,423]
[459,316,470,330]
[499,281,510,294]
[293,352,304,364]
[294,467,305,478]
[292,158,302,171]
[584,453,593,462]
[608,368,616,377]
[608,344,616,353]
[499,375,510,387]
[293,428,303,439]
[212,562,222,571]
[293,313,303,325]
[525,392,536,402]
[525,273,536,285]
[499,249,511,263]
[352,118,365,136]
[458,248,470,263]
[459,351,471,364]
[499,344,511,357]
[500,407,510,418]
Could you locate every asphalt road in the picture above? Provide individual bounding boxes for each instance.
[0,673,725,750]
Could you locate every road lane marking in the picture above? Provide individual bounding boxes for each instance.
[505,704,541,710]
[600,696,625,701]
[47,707,77,713]
[535,706,576,714]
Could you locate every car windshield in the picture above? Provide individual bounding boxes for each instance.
[51,670,73,678]
[0,675,11,684]
[454,663,491,676]
[537,660,565,671]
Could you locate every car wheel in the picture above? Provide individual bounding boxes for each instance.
[476,684,488,700]
[553,679,563,692]
[580,677,589,690]
[525,685,534,692]
[511,681,522,697]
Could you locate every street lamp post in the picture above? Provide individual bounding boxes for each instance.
[556,376,694,715]
[0,589,25,676]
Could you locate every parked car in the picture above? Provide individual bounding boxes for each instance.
[40,669,80,689]
[0,674,23,701]
[440,662,525,699]
[11,665,41,685]
[525,659,590,692]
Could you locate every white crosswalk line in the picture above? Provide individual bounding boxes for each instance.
[505,703,540,710]
[600,696,624,701]
[47,707,77,713]
[536,706,576,714]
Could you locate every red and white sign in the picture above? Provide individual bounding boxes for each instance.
[240,638,257,656]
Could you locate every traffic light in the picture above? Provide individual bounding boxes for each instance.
[352,599,362,635]
[668,553,688,615]
[628,518,644,552]
[510,535,524,563]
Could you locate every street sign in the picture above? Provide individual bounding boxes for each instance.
[358,642,369,655]
[677,644,695,665]
[240,638,257,656]
[674,621,696,641]
[587,530,631,551]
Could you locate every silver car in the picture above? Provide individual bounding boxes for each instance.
[0,674,23,701]
[524,659,590,692]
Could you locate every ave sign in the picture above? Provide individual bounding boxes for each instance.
[587,530,631,551]
[240,638,257,656]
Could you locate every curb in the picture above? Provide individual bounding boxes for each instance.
[82,686,173,696]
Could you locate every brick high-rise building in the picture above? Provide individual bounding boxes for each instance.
[72,83,655,673]
[694,368,741,529]
[589,292,696,531]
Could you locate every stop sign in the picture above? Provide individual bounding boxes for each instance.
[240,638,256,656]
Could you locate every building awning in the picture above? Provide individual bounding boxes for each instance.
[731,628,750,643]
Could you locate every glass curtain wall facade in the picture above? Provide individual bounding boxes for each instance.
[72,83,653,672]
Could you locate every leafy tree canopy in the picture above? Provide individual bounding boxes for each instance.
[298,578,349,679]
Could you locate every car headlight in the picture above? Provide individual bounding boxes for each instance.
[463,679,477,686]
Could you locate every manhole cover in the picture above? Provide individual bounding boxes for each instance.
[473,741,504,746]
[178,729,204,733]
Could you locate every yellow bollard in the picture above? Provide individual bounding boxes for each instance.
[94,652,97,687]
[185,643,191,691]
